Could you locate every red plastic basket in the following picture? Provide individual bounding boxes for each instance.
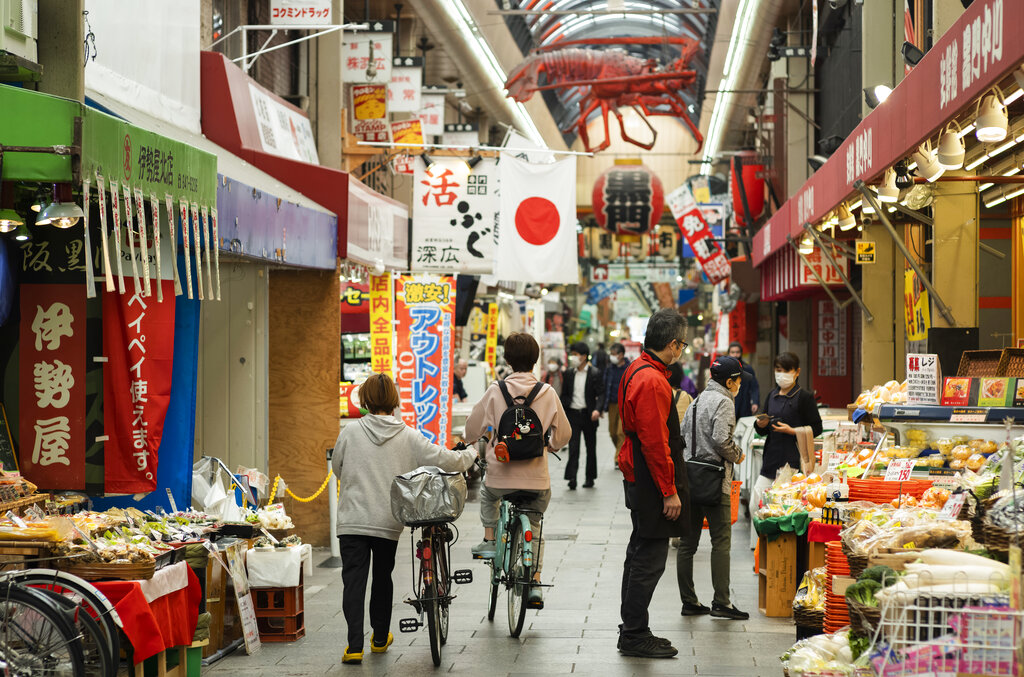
[847,477,932,502]
[702,480,742,529]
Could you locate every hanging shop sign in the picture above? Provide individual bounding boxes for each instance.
[856,240,876,264]
[270,0,331,24]
[350,84,389,143]
[103,281,177,494]
[666,184,731,284]
[388,57,423,113]
[799,248,848,287]
[412,157,499,274]
[340,281,369,314]
[681,204,725,258]
[484,302,499,368]
[816,299,848,377]
[390,119,423,175]
[443,123,479,147]
[394,275,456,446]
[18,284,87,490]
[592,164,664,236]
[248,83,319,164]
[417,91,446,138]
[342,31,393,84]
[467,301,489,362]
[369,274,394,376]
[904,268,932,342]
[346,175,408,270]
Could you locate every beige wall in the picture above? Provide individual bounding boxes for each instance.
[931,179,979,330]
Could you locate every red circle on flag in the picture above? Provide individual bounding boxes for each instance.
[514,197,560,245]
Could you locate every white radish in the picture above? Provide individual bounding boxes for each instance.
[902,563,1009,587]
[916,549,1010,574]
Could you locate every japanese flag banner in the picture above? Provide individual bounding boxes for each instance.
[494,155,579,284]
[412,157,499,274]
[666,184,731,284]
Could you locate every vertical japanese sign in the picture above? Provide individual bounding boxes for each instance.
[412,158,499,273]
[341,32,393,84]
[394,276,456,446]
[417,92,446,138]
[350,85,389,142]
[248,84,319,164]
[906,353,941,405]
[816,300,847,377]
[666,184,731,284]
[485,303,499,368]
[904,268,931,342]
[103,282,176,493]
[391,119,424,149]
[369,274,394,376]
[388,57,423,113]
[18,285,87,489]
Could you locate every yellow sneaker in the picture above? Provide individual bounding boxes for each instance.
[342,647,363,664]
[370,632,394,653]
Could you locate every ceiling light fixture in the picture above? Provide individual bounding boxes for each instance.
[0,182,23,233]
[808,155,829,172]
[837,202,857,231]
[877,167,900,203]
[976,88,1009,143]
[798,234,814,255]
[901,41,925,67]
[466,154,483,170]
[893,161,915,190]
[11,221,32,241]
[864,85,893,109]
[911,140,944,181]
[36,184,84,228]
[420,151,436,171]
[937,122,966,170]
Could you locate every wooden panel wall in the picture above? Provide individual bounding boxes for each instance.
[269,269,340,546]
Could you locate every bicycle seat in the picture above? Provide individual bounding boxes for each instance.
[504,491,541,507]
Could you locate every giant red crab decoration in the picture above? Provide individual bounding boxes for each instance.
[504,36,704,153]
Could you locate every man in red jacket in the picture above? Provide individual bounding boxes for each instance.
[616,308,689,658]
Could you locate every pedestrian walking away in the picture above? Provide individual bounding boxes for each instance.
[330,373,477,664]
[616,308,689,659]
[560,341,605,489]
[677,356,749,621]
[603,342,631,462]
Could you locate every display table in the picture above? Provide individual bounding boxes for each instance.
[246,544,312,588]
[92,562,202,664]
[753,511,812,541]
[806,520,842,570]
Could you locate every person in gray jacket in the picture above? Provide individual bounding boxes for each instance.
[676,356,748,620]
[331,373,476,664]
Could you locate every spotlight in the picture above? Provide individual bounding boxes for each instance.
[901,41,925,67]
[864,85,893,109]
[11,222,32,241]
[798,234,814,255]
[818,135,845,155]
[911,141,944,182]
[466,154,483,170]
[420,152,436,170]
[0,183,23,233]
[937,124,965,169]
[36,184,84,228]
[975,90,1008,143]
[837,202,857,231]
[894,161,915,190]
[876,168,899,203]
[808,155,829,172]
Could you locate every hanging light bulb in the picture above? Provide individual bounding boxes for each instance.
[877,167,900,203]
[837,202,857,231]
[11,222,32,241]
[36,184,84,228]
[0,182,23,233]
[937,122,966,170]
[798,234,814,255]
[911,140,944,182]
[975,89,1008,143]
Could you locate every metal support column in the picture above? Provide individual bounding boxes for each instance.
[801,224,874,322]
[786,235,852,311]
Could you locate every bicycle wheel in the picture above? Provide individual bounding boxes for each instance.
[0,583,86,677]
[432,530,450,646]
[8,569,121,665]
[423,572,443,667]
[486,563,499,622]
[506,520,528,638]
[37,591,113,677]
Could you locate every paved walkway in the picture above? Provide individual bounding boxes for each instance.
[212,423,794,676]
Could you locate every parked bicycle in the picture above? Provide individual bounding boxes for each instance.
[396,445,476,667]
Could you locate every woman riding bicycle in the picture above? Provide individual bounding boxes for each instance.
[465,332,571,606]
[331,373,476,665]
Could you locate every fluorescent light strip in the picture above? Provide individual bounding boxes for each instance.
[442,0,546,146]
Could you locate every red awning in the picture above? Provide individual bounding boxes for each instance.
[753,0,1024,267]
[199,51,407,266]
[760,246,848,302]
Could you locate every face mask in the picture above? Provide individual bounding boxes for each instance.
[775,371,796,389]
[547,362,559,372]
[610,355,621,366]
[568,355,581,369]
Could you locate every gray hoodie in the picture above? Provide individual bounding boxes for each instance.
[331,414,477,540]
[680,379,744,495]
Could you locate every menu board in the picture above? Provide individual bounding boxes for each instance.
[905,353,940,405]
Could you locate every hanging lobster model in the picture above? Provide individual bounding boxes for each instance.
[504,37,704,153]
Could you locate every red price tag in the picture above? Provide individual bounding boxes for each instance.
[884,458,916,482]
[939,493,967,519]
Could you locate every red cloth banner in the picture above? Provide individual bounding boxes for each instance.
[666,185,731,284]
[103,280,176,493]
[394,275,456,446]
[18,284,87,488]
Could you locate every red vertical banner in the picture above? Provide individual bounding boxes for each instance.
[18,284,88,488]
[394,275,456,447]
[103,280,176,493]
[666,184,732,284]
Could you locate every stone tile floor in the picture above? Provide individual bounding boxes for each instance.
[210,426,794,676]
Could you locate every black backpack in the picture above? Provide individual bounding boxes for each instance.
[494,380,547,462]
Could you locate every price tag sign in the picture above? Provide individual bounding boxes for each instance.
[5,510,26,529]
[906,353,941,405]
[884,458,916,482]
[827,453,849,472]
[950,408,988,423]
[938,492,967,519]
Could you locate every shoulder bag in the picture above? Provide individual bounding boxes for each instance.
[685,396,724,506]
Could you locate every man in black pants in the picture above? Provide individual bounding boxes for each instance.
[560,341,604,489]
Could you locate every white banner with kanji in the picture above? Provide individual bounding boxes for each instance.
[412,157,499,273]
[388,60,423,113]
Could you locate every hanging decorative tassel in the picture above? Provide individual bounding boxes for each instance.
[95,173,114,292]
[134,188,152,297]
[190,202,204,301]
[200,206,214,300]
[121,183,141,296]
[165,194,182,296]
[81,178,96,299]
[150,193,163,302]
[110,179,125,294]
[211,207,222,301]
[178,198,194,299]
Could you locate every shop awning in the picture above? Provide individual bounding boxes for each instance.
[199,51,408,269]
[753,0,1024,268]
[87,90,337,271]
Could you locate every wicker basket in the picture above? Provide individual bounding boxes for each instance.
[997,348,1024,378]
[793,607,824,631]
[846,597,881,636]
[957,349,1003,377]
[57,560,155,581]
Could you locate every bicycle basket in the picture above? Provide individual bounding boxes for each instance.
[390,466,467,526]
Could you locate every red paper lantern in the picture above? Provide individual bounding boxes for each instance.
[592,164,664,235]
[730,152,765,228]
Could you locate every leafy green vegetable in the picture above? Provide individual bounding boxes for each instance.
[859,565,898,586]
[849,632,871,661]
[845,579,882,607]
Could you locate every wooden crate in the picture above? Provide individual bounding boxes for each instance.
[807,539,827,571]
[758,533,798,617]
[202,551,227,659]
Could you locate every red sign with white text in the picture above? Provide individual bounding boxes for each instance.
[18,284,87,488]
[666,185,731,284]
[103,281,176,493]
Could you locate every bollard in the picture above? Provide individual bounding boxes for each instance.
[319,447,342,568]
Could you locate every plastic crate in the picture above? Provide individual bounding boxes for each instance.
[253,583,304,618]
[256,612,305,642]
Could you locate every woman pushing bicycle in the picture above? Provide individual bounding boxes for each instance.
[464,332,572,607]
[330,373,476,665]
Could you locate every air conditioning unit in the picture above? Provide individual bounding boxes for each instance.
[0,0,38,63]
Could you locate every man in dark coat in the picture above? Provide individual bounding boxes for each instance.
[561,341,605,490]
[727,342,760,418]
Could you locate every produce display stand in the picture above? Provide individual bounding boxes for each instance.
[758,532,799,617]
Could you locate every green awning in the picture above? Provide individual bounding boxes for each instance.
[0,85,79,183]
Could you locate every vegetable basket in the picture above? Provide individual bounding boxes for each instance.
[845,597,881,636]
[840,540,868,579]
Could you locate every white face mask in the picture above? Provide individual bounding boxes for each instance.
[775,371,796,389]
[547,362,559,372]
[610,354,621,366]
[569,355,582,369]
